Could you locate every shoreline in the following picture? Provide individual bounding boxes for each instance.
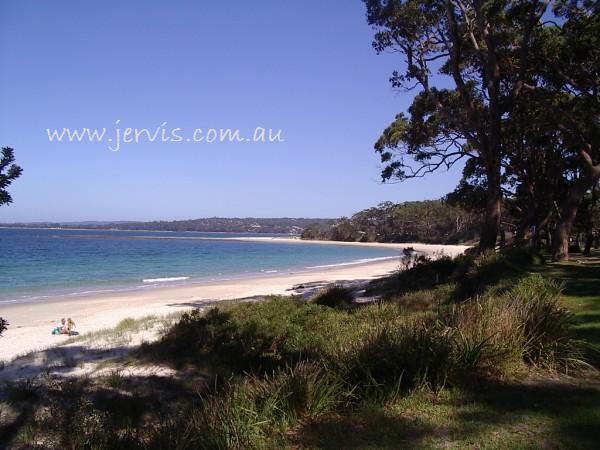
[0,241,469,363]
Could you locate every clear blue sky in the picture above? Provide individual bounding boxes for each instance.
[0,0,463,222]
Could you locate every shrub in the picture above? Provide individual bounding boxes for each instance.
[452,251,517,299]
[503,275,587,372]
[502,247,546,266]
[0,317,7,337]
[445,275,588,376]
[443,299,526,378]
[367,255,460,298]
[5,378,39,404]
[387,284,455,313]
[310,285,354,310]
[341,318,453,397]
[144,297,353,374]
[189,362,343,449]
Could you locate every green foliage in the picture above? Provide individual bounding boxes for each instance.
[310,285,354,310]
[366,255,461,298]
[0,147,22,207]
[0,147,22,336]
[189,362,344,449]
[504,274,587,372]
[4,217,335,234]
[144,297,354,374]
[3,254,593,449]
[301,200,478,244]
[145,255,587,389]
[367,247,545,303]
[452,251,520,300]
[0,317,7,337]
[342,318,453,396]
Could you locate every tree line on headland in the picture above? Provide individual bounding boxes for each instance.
[0,218,334,235]
[301,200,479,244]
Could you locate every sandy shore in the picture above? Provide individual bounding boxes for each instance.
[0,240,468,362]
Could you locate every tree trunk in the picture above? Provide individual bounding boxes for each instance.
[584,183,598,256]
[479,163,501,252]
[552,176,594,261]
[533,211,553,250]
[584,231,593,256]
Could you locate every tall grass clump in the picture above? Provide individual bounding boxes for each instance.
[452,251,519,300]
[189,362,344,449]
[444,274,588,376]
[442,299,526,378]
[310,285,354,310]
[340,317,453,399]
[503,274,587,372]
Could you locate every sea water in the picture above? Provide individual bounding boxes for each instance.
[0,228,400,304]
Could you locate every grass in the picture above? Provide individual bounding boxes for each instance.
[67,312,182,347]
[1,250,599,449]
[533,254,600,367]
[310,285,355,310]
[293,382,600,449]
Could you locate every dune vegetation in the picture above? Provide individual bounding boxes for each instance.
[1,249,599,449]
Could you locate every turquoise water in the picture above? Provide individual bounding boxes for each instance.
[0,228,400,304]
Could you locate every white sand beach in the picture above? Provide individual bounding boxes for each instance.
[0,240,469,364]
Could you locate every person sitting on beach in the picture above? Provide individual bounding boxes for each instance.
[52,318,65,335]
[60,317,76,335]
[60,318,70,334]
[66,318,76,335]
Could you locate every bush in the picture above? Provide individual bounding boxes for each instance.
[0,316,7,337]
[443,299,526,378]
[386,284,455,313]
[367,255,460,298]
[310,285,354,310]
[502,247,546,266]
[341,318,453,396]
[444,275,588,376]
[144,297,354,374]
[503,275,586,372]
[189,362,343,449]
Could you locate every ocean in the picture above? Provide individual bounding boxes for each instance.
[0,228,400,304]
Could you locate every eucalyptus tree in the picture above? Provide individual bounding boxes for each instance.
[535,1,600,260]
[365,0,551,251]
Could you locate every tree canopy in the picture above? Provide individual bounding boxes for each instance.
[0,147,22,207]
[365,0,600,260]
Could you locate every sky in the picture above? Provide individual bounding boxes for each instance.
[0,0,464,222]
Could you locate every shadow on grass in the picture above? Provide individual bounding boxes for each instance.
[291,408,435,450]
[551,264,600,299]
[535,257,600,367]
[0,372,200,448]
[457,382,600,448]
[293,380,600,449]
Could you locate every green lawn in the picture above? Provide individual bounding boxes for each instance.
[534,254,600,366]
[293,382,600,449]
[293,255,600,449]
